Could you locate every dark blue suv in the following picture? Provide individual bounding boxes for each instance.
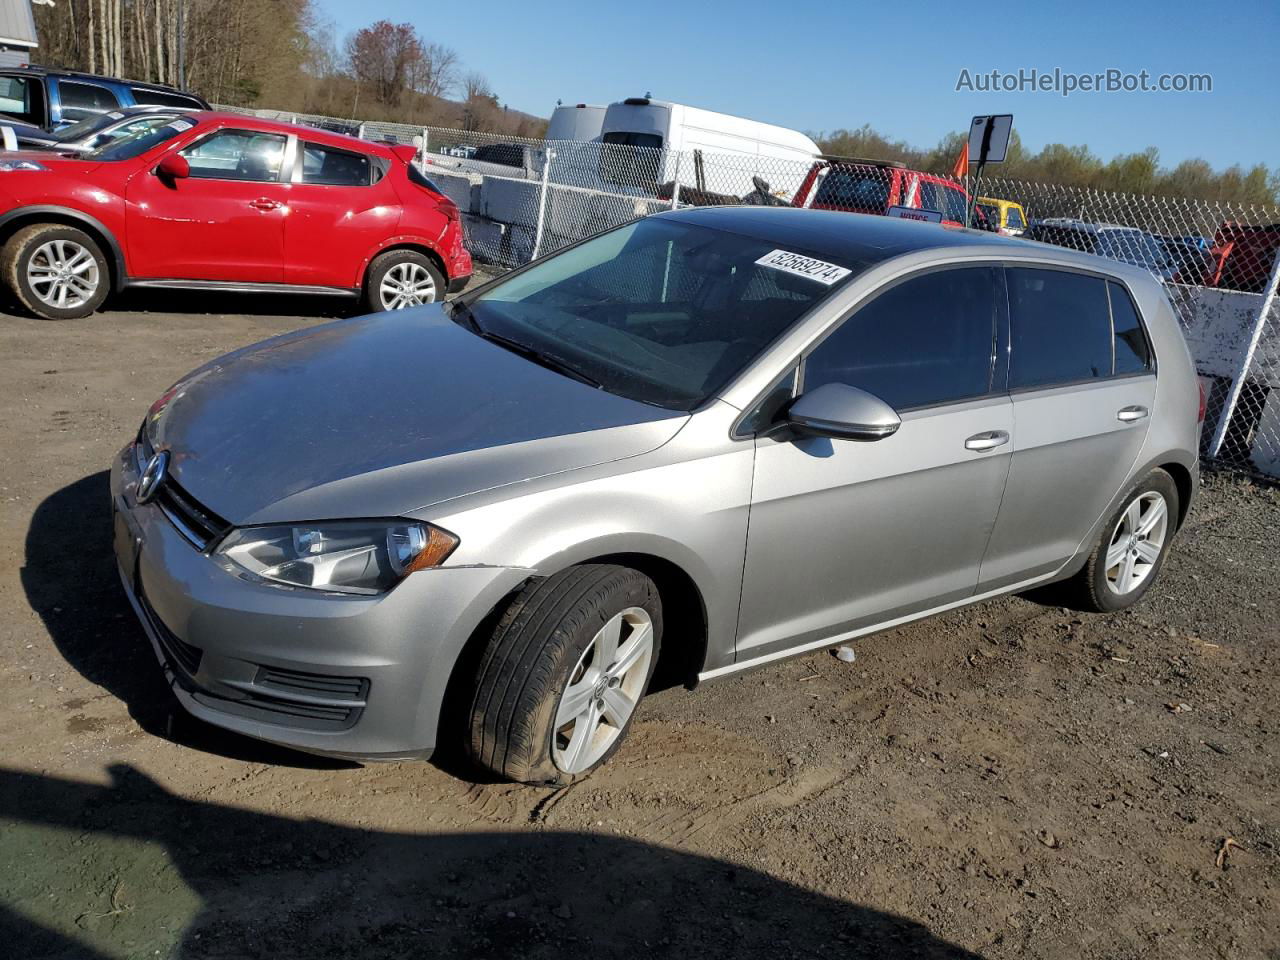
[0,65,208,131]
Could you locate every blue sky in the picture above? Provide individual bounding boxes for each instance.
[316,0,1277,171]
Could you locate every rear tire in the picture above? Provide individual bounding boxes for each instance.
[3,223,110,320]
[465,564,662,785]
[1065,469,1179,613]
[364,249,444,312]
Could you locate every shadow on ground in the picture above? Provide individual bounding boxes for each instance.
[21,471,353,770]
[0,764,984,959]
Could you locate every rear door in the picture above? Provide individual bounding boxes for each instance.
[125,127,291,282]
[978,268,1157,589]
[737,265,1013,661]
[284,140,401,288]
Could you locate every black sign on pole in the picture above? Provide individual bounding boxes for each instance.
[966,114,1013,228]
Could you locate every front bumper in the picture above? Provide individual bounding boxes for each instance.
[111,442,526,760]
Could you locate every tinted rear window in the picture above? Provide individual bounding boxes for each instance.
[59,81,120,121]
[1007,267,1112,389]
[813,168,890,211]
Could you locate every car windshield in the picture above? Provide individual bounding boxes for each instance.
[82,117,195,161]
[465,217,865,410]
[50,111,124,143]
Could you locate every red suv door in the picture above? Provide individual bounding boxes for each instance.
[282,140,402,288]
[125,127,290,282]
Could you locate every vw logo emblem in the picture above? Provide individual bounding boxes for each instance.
[136,450,169,505]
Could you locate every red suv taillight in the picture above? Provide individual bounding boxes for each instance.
[1197,379,1207,423]
[438,198,459,222]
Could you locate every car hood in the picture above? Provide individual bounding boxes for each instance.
[147,306,687,525]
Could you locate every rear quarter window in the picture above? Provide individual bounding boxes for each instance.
[1109,281,1154,375]
[131,88,204,109]
[58,81,121,121]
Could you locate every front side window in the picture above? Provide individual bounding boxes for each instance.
[1007,267,1112,389]
[181,130,287,181]
[300,143,372,186]
[467,218,867,409]
[58,81,121,122]
[802,267,999,411]
[1109,281,1153,375]
[1006,206,1025,228]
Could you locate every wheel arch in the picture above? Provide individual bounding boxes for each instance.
[359,238,449,292]
[0,206,127,291]
[1157,460,1195,531]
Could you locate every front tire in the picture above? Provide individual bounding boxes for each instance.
[1070,469,1179,613]
[3,224,110,320]
[364,249,445,312]
[465,564,662,785]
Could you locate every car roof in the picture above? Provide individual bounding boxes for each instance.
[3,64,192,93]
[656,206,1161,284]
[186,111,396,157]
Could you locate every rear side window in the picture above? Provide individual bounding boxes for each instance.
[1007,268,1111,389]
[131,88,204,109]
[803,267,999,410]
[1006,207,1025,228]
[300,143,372,186]
[1109,282,1153,374]
[919,181,968,223]
[0,74,45,125]
[59,81,121,121]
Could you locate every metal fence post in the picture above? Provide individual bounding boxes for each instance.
[1209,251,1280,458]
[532,148,555,261]
[357,123,366,140]
[670,149,682,209]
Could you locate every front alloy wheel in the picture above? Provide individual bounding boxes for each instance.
[465,564,663,784]
[553,607,655,774]
[27,238,101,311]
[2,223,110,320]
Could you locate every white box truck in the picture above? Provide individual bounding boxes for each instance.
[596,96,820,200]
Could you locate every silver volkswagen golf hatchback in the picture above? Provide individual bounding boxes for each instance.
[112,208,1201,783]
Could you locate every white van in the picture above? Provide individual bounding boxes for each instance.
[546,103,607,143]
[597,96,819,199]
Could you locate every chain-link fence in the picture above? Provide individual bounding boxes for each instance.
[211,105,1280,480]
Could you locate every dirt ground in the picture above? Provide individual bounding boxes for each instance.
[1,288,1277,960]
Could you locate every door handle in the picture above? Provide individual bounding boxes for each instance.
[249,198,281,211]
[1116,405,1149,423]
[964,430,1010,452]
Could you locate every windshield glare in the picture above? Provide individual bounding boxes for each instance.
[84,119,193,161]
[469,217,863,410]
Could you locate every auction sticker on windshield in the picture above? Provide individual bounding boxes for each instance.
[755,249,852,286]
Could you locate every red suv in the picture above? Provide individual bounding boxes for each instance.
[0,112,471,320]
[791,157,976,227]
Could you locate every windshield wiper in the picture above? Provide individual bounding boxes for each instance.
[449,301,602,389]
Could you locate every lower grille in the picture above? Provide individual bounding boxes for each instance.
[138,589,202,679]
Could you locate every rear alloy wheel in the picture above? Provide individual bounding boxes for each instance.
[3,224,110,320]
[364,249,445,312]
[465,564,663,784]
[1070,468,1179,612]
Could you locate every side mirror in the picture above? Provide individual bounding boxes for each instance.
[785,382,901,442]
[155,153,189,179]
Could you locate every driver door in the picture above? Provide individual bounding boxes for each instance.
[736,266,1013,661]
[125,128,291,282]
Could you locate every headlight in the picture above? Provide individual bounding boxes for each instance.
[0,159,48,172]
[214,520,458,595]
